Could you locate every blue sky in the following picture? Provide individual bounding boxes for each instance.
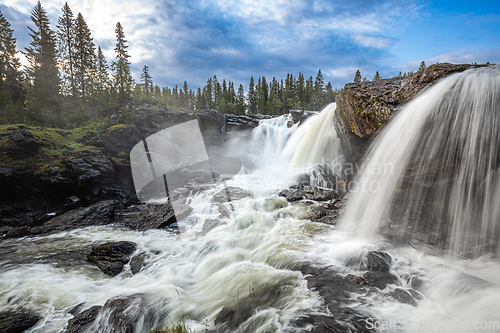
[1,0,499,90]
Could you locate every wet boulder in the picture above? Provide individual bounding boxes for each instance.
[66,305,102,333]
[279,188,305,202]
[390,288,417,307]
[366,251,392,272]
[66,294,167,333]
[0,308,41,333]
[29,200,115,236]
[213,186,249,203]
[362,270,399,289]
[87,241,137,276]
[117,200,193,231]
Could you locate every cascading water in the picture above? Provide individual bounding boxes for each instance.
[341,66,500,258]
[290,103,342,173]
[0,106,344,333]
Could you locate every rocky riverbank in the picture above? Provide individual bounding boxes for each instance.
[0,105,275,239]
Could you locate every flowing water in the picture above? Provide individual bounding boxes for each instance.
[1,79,500,333]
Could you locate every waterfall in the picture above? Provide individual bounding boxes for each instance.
[341,66,500,258]
[290,103,342,173]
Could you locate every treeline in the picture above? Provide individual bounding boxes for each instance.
[0,1,132,127]
[134,69,340,116]
[0,2,340,128]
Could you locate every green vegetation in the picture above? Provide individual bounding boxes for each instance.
[353,69,361,83]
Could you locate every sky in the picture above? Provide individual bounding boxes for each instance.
[1,0,499,91]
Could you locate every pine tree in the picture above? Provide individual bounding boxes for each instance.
[354,69,362,83]
[259,76,268,114]
[73,13,95,99]
[24,1,60,124]
[247,76,257,114]
[314,69,325,109]
[374,71,381,80]
[112,22,133,101]
[95,46,110,96]
[0,10,25,123]
[237,84,245,115]
[297,73,305,109]
[325,82,336,103]
[418,61,426,73]
[57,3,76,96]
[140,65,152,99]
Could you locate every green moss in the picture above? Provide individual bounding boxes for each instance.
[107,123,130,134]
[0,123,109,177]
[111,152,129,164]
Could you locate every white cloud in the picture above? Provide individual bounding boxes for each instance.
[351,34,394,49]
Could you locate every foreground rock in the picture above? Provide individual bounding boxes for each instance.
[66,305,102,333]
[117,199,193,231]
[1,200,116,239]
[335,63,490,161]
[212,186,250,203]
[0,308,41,333]
[87,241,137,276]
[279,185,338,202]
[66,294,167,333]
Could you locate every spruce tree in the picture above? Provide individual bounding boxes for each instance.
[418,61,426,73]
[112,22,133,101]
[259,76,268,114]
[0,10,25,123]
[314,69,325,109]
[247,76,257,114]
[57,3,76,96]
[374,71,381,80]
[95,46,110,96]
[73,13,96,100]
[24,1,60,124]
[354,69,362,83]
[237,84,245,115]
[140,65,152,99]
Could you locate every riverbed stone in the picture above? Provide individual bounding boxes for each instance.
[87,241,137,276]
[213,186,249,203]
[66,305,102,333]
[0,308,41,333]
[366,251,392,272]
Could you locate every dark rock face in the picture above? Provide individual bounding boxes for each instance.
[225,113,273,133]
[335,63,490,162]
[29,200,115,236]
[103,125,142,157]
[0,308,41,333]
[117,200,193,231]
[87,241,137,276]
[4,129,40,159]
[66,305,103,333]
[65,147,114,182]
